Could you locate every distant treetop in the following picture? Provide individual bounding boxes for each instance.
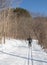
[13,8,31,17]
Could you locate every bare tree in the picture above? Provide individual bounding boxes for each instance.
[0,0,12,10]
[0,0,11,43]
[0,0,23,43]
[33,17,46,49]
[0,0,23,9]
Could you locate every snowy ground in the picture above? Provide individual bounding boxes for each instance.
[0,38,47,65]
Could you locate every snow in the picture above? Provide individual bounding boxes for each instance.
[0,38,47,65]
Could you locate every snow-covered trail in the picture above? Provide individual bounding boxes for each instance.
[0,38,47,65]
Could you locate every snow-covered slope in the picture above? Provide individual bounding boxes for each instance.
[0,38,47,65]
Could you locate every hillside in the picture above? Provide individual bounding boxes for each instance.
[0,8,47,49]
[0,8,36,39]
